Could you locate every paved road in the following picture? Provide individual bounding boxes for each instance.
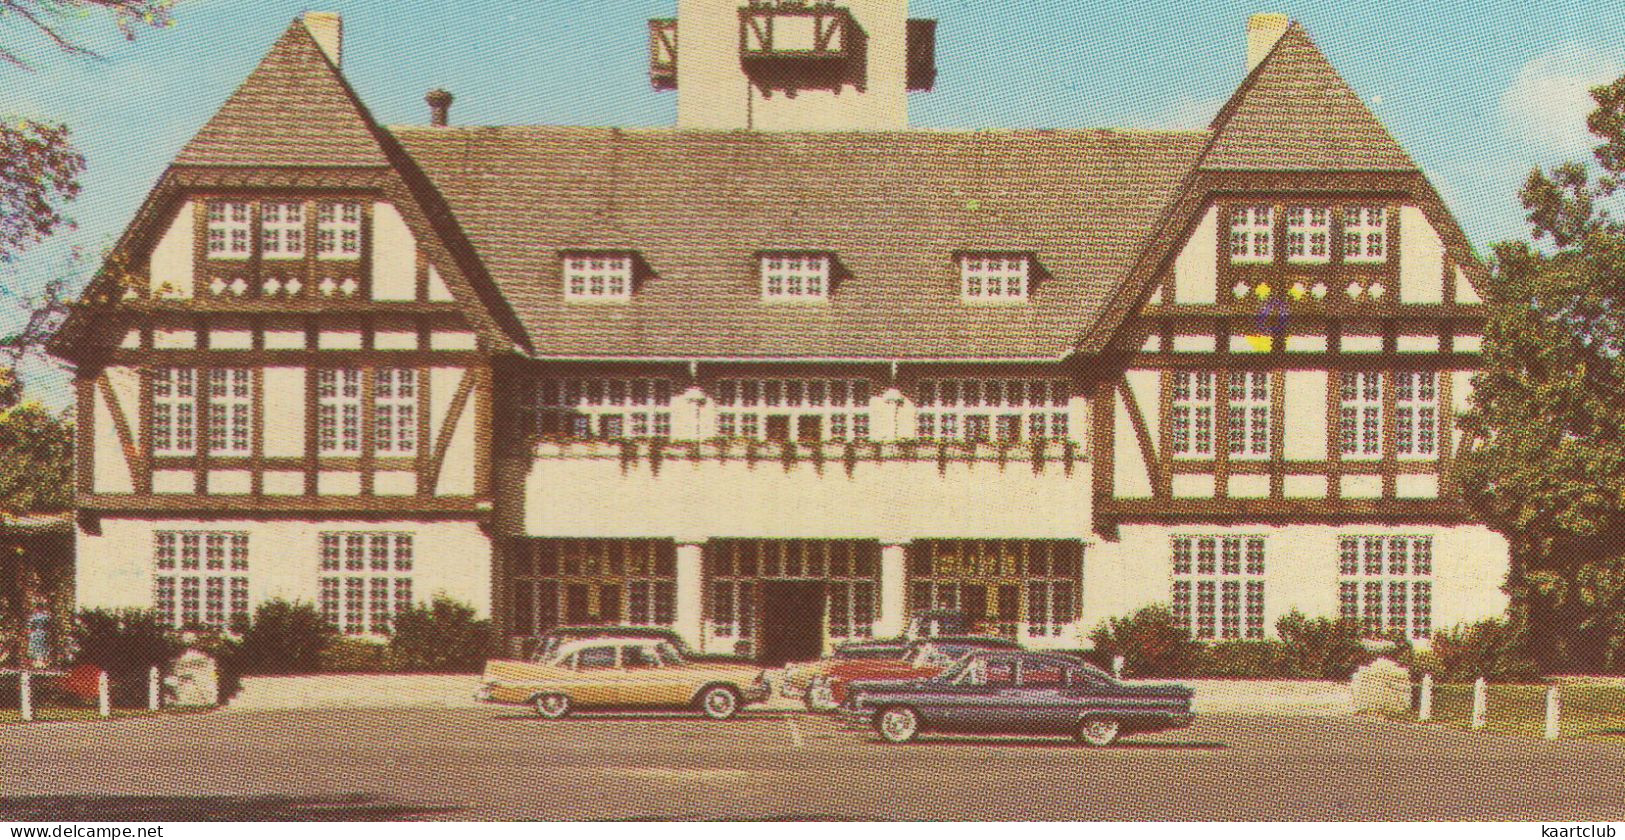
[2,708,1623,821]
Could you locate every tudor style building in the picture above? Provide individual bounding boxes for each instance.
[52,4,1509,665]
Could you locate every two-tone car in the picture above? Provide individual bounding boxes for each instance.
[803,635,1023,711]
[477,636,771,720]
[838,649,1195,746]
[779,641,911,710]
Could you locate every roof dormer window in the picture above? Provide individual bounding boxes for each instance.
[960,253,1029,302]
[563,252,634,301]
[760,253,829,301]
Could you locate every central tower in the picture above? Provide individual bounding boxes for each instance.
[652,0,936,131]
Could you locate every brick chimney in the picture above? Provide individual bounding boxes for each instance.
[1246,13,1289,72]
[303,11,343,68]
[426,89,454,126]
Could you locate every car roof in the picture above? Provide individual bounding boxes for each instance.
[554,637,676,656]
[921,636,1023,649]
[547,626,681,639]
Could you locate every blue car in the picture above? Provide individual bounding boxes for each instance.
[838,649,1195,746]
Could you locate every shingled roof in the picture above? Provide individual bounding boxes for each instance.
[174,19,390,168]
[1201,23,1415,172]
[389,126,1209,360]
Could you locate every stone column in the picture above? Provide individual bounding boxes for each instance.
[674,542,705,652]
[674,387,708,440]
[876,541,909,638]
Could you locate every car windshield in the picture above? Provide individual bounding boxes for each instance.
[837,646,907,661]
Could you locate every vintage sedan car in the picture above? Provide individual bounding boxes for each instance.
[780,641,911,710]
[838,650,1195,746]
[477,637,770,720]
[804,635,1022,711]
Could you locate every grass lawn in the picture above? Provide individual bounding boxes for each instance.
[0,706,213,724]
[1404,683,1625,741]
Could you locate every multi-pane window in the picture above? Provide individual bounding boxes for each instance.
[317,369,363,454]
[1338,536,1433,639]
[1338,372,1384,461]
[960,254,1030,301]
[152,368,198,456]
[1170,372,1216,458]
[709,540,881,641]
[319,533,415,635]
[907,540,1081,639]
[914,379,1069,442]
[374,369,419,454]
[714,379,869,441]
[1395,371,1438,460]
[563,252,633,300]
[207,369,252,455]
[827,580,877,641]
[532,378,673,439]
[317,202,363,260]
[1229,205,1273,263]
[760,253,830,300]
[1172,536,1266,640]
[509,539,678,637]
[205,202,252,259]
[260,202,306,259]
[1343,206,1387,263]
[1286,207,1331,264]
[153,531,249,631]
[1226,372,1271,460]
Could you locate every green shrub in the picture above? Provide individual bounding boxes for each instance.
[1197,639,1286,678]
[69,609,182,707]
[389,596,493,673]
[1417,618,1540,683]
[1088,605,1204,678]
[233,600,334,675]
[320,638,397,673]
[1275,611,1369,680]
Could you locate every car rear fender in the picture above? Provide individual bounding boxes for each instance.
[689,681,741,706]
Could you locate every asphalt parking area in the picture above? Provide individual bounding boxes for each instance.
[2,708,1623,821]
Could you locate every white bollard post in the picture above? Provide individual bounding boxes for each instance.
[148,666,160,711]
[1112,655,1125,680]
[97,671,110,718]
[1471,677,1487,729]
[19,672,32,722]
[1544,686,1561,740]
[1419,673,1433,722]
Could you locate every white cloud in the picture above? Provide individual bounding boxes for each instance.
[1500,44,1625,156]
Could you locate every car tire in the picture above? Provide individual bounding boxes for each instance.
[876,705,920,744]
[698,685,740,721]
[1076,715,1121,747]
[534,692,571,720]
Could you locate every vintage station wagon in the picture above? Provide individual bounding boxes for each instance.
[477,637,770,720]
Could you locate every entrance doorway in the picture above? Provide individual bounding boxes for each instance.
[758,580,825,666]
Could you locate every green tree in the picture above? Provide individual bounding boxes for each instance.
[1456,74,1625,673]
[0,399,73,515]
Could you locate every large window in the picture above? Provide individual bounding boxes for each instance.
[1172,536,1266,640]
[374,368,419,454]
[959,254,1030,302]
[1395,371,1439,460]
[152,368,198,456]
[260,202,306,259]
[1170,371,1216,458]
[532,378,673,439]
[1338,371,1384,461]
[207,369,252,455]
[319,533,415,635]
[510,539,677,637]
[153,531,249,631]
[205,200,363,261]
[914,379,1069,442]
[907,540,1081,639]
[1226,371,1271,460]
[1343,206,1387,263]
[317,369,363,454]
[1286,207,1331,265]
[563,252,633,301]
[760,253,830,301]
[205,202,253,259]
[1339,536,1432,639]
[1229,205,1274,263]
[316,202,363,260]
[714,378,869,441]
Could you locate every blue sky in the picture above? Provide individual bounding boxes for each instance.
[7,0,1625,405]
